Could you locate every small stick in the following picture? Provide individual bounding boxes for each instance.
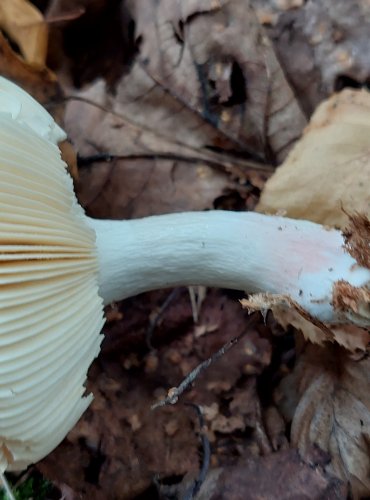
[146,288,181,349]
[151,333,244,410]
[77,153,115,166]
[183,404,211,500]
[188,286,207,324]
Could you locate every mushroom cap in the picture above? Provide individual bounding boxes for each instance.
[0,81,104,470]
[0,77,66,144]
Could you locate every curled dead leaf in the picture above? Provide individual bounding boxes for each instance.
[257,89,370,228]
[272,306,370,352]
[278,344,370,497]
[247,277,370,352]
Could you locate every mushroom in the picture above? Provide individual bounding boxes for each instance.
[0,77,369,472]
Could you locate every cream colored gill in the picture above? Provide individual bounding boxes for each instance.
[0,103,104,470]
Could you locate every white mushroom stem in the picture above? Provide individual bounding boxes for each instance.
[88,211,370,325]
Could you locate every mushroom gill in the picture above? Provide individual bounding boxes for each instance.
[0,110,104,470]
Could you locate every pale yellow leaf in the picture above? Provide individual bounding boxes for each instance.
[257,89,370,228]
[0,0,48,66]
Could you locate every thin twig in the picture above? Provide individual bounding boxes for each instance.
[188,286,207,324]
[77,153,115,165]
[77,150,273,174]
[151,332,245,410]
[146,288,181,349]
[183,404,211,500]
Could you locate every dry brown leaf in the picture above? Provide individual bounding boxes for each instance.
[263,406,289,452]
[254,0,370,114]
[257,89,370,228]
[0,32,59,105]
[273,306,370,352]
[278,344,370,497]
[0,0,48,66]
[78,152,236,219]
[66,81,245,218]
[242,293,370,352]
[122,0,306,163]
[62,0,306,160]
[197,448,346,499]
[63,0,306,217]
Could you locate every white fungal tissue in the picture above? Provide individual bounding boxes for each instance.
[0,80,104,470]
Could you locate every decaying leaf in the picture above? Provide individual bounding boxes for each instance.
[257,89,370,228]
[66,0,306,161]
[0,0,48,66]
[122,0,306,163]
[196,448,346,499]
[0,32,59,105]
[62,0,307,217]
[241,284,370,352]
[272,306,370,353]
[277,344,370,497]
[66,81,251,219]
[253,0,370,114]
